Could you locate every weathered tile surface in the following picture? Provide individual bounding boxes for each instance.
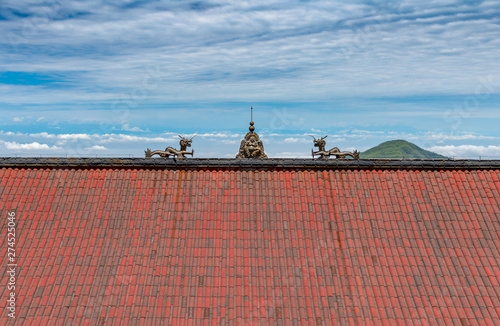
[1,166,499,325]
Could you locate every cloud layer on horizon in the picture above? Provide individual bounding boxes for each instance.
[1,129,499,159]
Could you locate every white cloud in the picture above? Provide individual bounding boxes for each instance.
[121,124,148,132]
[198,133,236,138]
[350,130,385,135]
[0,131,21,136]
[100,134,176,143]
[29,132,91,140]
[57,134,91,140]
[409,132,497,141]
[29,132,55,138]
[283,137,309,144]
[13,117,24,122]
[271,152,312,158]
[2,141,62,151]
[85,145,108,151]
[427,145,500,158]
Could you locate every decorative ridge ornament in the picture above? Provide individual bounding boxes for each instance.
[310,135,360,160]
[145,134,196,158]
[236,107,268,158]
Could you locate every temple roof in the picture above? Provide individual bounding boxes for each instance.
[1,158,500,325]
[1,157,500,169]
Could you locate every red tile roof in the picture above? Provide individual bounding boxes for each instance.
[1,159,500,325]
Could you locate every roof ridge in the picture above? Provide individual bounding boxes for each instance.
[1,157,500,170]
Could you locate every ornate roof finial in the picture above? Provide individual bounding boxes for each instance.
[236,107,267,158]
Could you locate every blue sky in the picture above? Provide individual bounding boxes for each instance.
[1,0,499,158]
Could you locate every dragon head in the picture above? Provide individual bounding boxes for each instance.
[179,134,197,148]
[310,135,327,148]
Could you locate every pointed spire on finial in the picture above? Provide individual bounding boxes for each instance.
[249,106,255,132]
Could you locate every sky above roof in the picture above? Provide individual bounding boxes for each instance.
[1,0,499,158]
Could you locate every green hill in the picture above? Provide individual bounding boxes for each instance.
[360,140,448,159]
